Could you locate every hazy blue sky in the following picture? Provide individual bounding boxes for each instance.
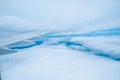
[0,0,120,31]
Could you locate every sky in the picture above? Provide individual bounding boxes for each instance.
[1,1,120,79]
[0,0,120,31]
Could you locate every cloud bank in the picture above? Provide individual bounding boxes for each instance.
[0,0,120,32]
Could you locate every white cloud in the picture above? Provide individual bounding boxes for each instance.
[1,45,120,80]
[0,0,120,32]
[0,16,53,31]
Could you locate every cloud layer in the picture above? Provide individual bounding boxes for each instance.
[0,0,120,32]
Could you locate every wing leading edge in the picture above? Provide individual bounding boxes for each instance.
[0,25,56,55]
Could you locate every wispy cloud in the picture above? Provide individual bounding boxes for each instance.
[0,16,52,32]
[0,0,120,32]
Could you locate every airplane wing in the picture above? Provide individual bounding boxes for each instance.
[0,25,56,55]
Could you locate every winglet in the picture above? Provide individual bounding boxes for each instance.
[50,24,56,29]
